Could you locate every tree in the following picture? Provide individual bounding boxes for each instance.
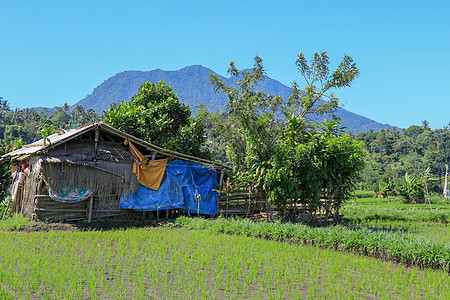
[50,104,71,129]
[11,108,22,125]
[209,55,284,169]
[70,104,85,125]
[195,106,229,163]
[86,108,97,123]
[0,97,11,124]
[40,124,55,146]
[287,52,359,119]
[265,118,366,220]
[104,81,209,158]
[422,120,430,131]
[210,53,365,220]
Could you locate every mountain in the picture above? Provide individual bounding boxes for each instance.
[75,65,390,133]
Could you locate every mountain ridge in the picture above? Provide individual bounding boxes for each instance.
[74,65,390,133]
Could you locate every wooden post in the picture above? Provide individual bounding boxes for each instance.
[18,182,24,214]
[88,195,94,222]
[225,194,229,218]
[246,191,251,218]
[1,196,12,220]
[94,129,99,153]
[218,169,224,216]
[36,176,44,204]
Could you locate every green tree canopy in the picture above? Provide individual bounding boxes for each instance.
[287,52,359,119]
[103,81,209,159]
[209,53,365,220]
[355,123,450,196]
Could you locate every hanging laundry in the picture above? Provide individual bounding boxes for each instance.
[124,139,169,190]
[49,188,94,203]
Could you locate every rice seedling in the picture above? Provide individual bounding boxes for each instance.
[342,206,450,224]
[0,215,448,299]
[347,219,450,243]
[0,213,30,230]
[175,216,450,272]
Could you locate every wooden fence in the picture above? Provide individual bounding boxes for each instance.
[218,190,343,223]
[218,191,271,219]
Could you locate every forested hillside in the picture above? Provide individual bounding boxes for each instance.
[0,100,101,144]
[354,123,450,197]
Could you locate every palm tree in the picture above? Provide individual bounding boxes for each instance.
[0,97,11,124]
[0,97,10,111]
[23,108,30,122]
[86,108,97,123]
[11,108,22,125]
[29,109,40,122]
[71,104,85,125]
[62,102,70,113]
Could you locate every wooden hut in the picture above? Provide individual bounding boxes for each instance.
[1,123,226,221]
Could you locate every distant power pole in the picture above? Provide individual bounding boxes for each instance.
[444,164,450,200]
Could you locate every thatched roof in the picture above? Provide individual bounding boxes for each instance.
[1,123,228,168]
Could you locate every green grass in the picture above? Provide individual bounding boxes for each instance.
[347,195,449,209]
[0,226,448,299]
[0,214,30,231]
[0,189,448,298]
[341,191,450,243]
[352,190,376,198]
[342,206,449,223]
[343,190,450,224]
[0,287,13,300]
[175,216,450,272]
[345,219,450,243]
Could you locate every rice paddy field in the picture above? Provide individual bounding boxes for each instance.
[342,191,450,244]
[346,219,450,243]
[0,225,448,299]
[0,191,449,299]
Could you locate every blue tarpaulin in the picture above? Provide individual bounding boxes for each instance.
[119,159,218,215]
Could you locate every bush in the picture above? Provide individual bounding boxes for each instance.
[0,214,30,231]
[0,196,10,217]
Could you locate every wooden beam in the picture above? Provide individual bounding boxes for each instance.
[35,194,120,199]
[64,212,127,222]
[217,169,225,214]
[88,195,94,222]
[35,208,124,212]
[35,208,86,213]
[1,195,12,220]
[94,129,99,153]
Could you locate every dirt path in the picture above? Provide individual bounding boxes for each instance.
[17,219,164,232]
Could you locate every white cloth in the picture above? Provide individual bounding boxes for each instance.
[444,165,449,200]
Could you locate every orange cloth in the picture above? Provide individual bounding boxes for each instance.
[124,139,169,190]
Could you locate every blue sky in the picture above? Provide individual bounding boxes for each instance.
[1,1,449,129]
